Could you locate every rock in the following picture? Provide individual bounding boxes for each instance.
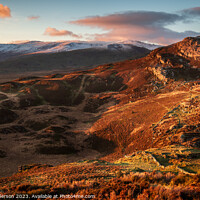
[178,37,200,60]
[0,108,18,124]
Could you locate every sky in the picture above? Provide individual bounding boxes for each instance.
[0,0,200,45]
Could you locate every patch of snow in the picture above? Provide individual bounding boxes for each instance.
[0,40,162,56]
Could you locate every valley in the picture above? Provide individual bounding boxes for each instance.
[0,36,200,199]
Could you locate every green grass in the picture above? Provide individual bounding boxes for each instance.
[115,145,200,174]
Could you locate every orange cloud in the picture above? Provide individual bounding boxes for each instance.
[70,10,200,45]
[28,16,40,20]
[0,4,11,18]
[44,27,81,38]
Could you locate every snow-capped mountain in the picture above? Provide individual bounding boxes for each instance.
[0,40,161,56]
[0,40,157,82]
[118,40,161,50]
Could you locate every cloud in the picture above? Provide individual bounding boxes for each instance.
[70,9,200,44]
[44,27,81,38]
[0,4,11,18]
[28,16,40,20]
[72,11,183,28]
[181,7,200,17]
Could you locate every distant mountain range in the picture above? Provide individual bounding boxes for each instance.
[0,40,161,62]
[0,40,159,82]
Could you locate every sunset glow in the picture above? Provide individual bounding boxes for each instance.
[0,0,200,44]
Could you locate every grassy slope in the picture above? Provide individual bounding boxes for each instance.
[0,145,199,199]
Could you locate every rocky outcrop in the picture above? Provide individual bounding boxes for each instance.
[177,36,200,61]
[148,64,168,83]
[148,36,200,82]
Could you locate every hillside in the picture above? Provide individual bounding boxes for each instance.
[0,46,150,83]
[1,145,199,199]
[0,36,200,199]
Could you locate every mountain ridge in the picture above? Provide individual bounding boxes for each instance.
[0,40,161,62]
